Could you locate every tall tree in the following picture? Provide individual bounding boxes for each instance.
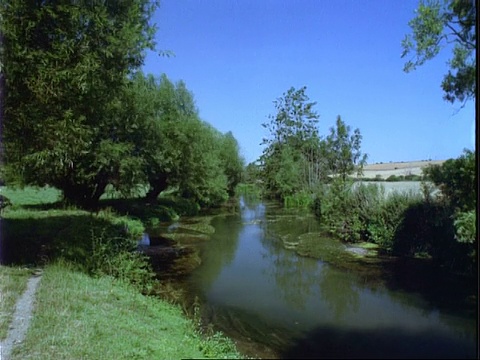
[174,121,229,207]
[0,16,5,178]
[219,131,245,196]
[260,86,322,199]
[325,116,367,183]
[130,72,234,207]
[261,86,320,152]
[1,1,158,207]
[401,0,476,103]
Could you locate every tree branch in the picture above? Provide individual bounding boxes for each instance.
[445,22,476,49]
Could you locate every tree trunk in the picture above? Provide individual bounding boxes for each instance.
[62,180,105,210]
[0,28,5,169]
[146,175,168,202]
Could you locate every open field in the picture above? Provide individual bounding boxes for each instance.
[352,181,434,198]
[360,160,445,179]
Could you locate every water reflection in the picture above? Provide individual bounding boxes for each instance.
[317,266,360,321]
[185,196,477,358]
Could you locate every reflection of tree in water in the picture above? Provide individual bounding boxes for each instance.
[190,209,244,291]
[239,195,266,223]
[318,266,360,320]
[257,203,362,318]
[257,208,323,312]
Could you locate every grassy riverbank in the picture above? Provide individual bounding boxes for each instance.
[0,266,32,339]
[0,185,244,359]
[8,262,241,360]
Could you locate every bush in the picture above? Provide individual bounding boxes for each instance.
[454,210,476,244]
[404,174,422,181]
[423,149,475,211]
[386,175,399,182]
[284,190,313,208]
[88,231,155,292]
[235,183,262,198]
[313,181,385,242]
[313,181,424,249]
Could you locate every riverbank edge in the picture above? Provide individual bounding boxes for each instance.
[3,262,243,360]
[0,186,245,359]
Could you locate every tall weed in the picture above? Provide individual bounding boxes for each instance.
[88,230,155,292]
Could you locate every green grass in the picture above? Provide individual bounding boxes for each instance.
[2,185,243,359]
[0,266,32,339]
[0,186,62,207]
[10,262,242,360]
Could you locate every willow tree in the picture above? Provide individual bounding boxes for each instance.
[1,1,158,207]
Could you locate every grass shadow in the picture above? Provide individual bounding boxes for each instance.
[0,213,133,267]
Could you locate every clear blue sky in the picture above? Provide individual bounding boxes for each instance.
[142,0,475,165]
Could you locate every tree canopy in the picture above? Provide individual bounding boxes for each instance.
[325,116,367,183]
[0,2,244,209]
[401,0,476,103]
[260,86,367,200]
[1,0,159,207]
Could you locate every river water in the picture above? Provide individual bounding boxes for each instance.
[151,196,477,359]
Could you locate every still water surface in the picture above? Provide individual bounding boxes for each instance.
[165,196,477,358]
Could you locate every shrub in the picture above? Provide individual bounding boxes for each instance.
[454,210,476,244]
[453,210,477,264]
[88,231,155,292]
[423,149,475,211]
[313,181,423,248]
[404,174,422,181]
[284,190,313,208]
[386,175,399,182]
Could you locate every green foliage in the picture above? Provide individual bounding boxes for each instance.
[235,183,262,198]
[324,116,368,183]
[260,86,326,199]
[404,174,423,181]
[242,162,262,184]
[261,86,320,151]
[219,131,245,196]
[1,1,159,208]
[284,190,313,209]
[452,210,476,264]
[1,193,160,291]
[402,0,476,103]
[453,210,476,244]
[314,181,423,249]
[259,87,368,202]
[126,72,238,208]
[312,178,475,274]
[386,175,401,182]
[196,331,241,359]
[173,121,229,207]
[423,149,475,211]
[391,201,465,266]
[88,231,155,292]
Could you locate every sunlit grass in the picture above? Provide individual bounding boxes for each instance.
[0,266,32,339]
[0,186,62,207]
[10,262,243,360]
[2,185,244,359]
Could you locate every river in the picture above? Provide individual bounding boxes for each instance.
[147,195,477,359]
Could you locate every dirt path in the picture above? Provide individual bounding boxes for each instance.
[0,273,41,360]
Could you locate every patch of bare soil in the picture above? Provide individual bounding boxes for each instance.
[0,272,41,360]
